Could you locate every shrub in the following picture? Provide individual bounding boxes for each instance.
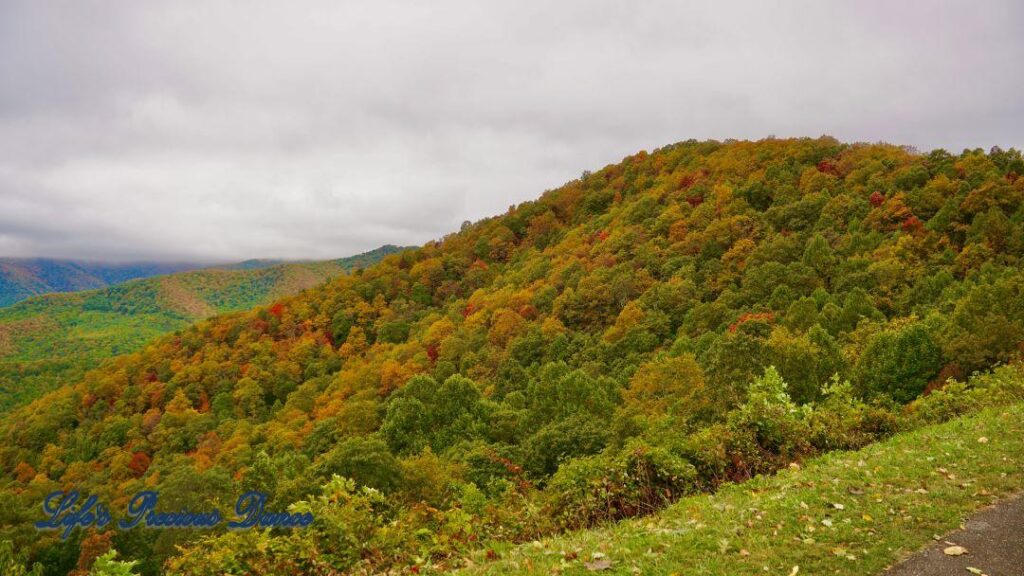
[168,476,395,575]
[807,375,895,451]
[398,450,464,507]
[546,440,697,529]
[907,364,1024,426]
[677,423,731,489]
[726,367,812,478]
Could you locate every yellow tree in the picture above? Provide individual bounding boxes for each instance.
[623,354,707,418]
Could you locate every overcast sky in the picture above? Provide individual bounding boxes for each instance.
[1,1,1022,262]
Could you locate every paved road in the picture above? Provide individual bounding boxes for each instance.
[885,494,1024,576]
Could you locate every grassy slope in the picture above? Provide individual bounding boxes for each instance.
[0,246,404,411]
[460,403,1024,575]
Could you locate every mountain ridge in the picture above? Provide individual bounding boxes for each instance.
[0,248,408,308]
[0,245,406,412]
[0,259,205,308]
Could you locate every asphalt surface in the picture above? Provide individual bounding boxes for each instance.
[885,494,1024,576]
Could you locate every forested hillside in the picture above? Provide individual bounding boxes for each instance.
[2,138,1023,575]
[0,259,203,308]
[0,246,402,412]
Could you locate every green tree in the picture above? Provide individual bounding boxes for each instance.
[89,550,140,576]
[784,297,819,332]
[381,374,489,455]
[802,233,836,283]
[523,415,610,477]
[527,362,617,426]
[0,541,43,576]
[856,323,942,402]
[623,353,706,418]
[317,436,403,493]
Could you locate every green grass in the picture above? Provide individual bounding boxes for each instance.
[457,403,1024,575]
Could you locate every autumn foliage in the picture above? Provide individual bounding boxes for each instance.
[1,138,1023,574]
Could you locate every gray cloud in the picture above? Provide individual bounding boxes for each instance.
[1,0,1022,261]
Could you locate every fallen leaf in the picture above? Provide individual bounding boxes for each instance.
[788,566,800,576]
[977,437,989,444]
[943,545,968,556]
[584,559,612,571]
[965,568,984,575]
[739,549,750,556]
[832,503,845,510]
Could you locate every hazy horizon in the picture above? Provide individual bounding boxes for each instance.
[0,245,404,265]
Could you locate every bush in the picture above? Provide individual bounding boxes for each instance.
[398,450,463,506]
[546,440,697,529]
[726,367,812,478]
[169,476,397,575]
[907,364,1024,426]
[807,376,896,451]
[677,423,731,489]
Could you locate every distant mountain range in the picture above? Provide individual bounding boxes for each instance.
[0,245,406,411]
[0,258,207,307]
[0,254,401,308]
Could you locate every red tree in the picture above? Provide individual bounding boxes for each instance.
[128,452,151,477]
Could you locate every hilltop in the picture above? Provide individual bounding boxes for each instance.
[0,138,1022,575]
[0,245,403,411]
